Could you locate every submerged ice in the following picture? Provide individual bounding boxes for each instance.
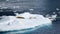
[0,12,53,32]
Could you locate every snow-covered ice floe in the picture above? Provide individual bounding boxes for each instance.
[0,12,52,33]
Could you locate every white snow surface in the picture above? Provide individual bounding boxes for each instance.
[0,12,52,31]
